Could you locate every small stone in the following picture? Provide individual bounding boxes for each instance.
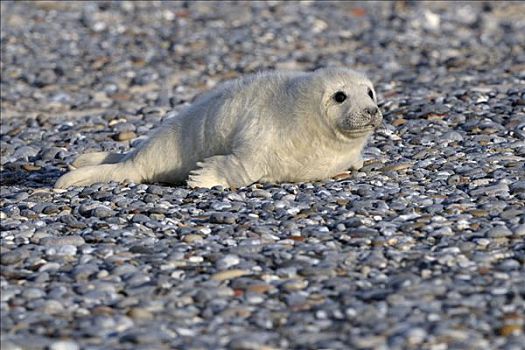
[22,163,41,171]
[470,183,509,196]
[49,340,79,350]
[183,234,204,243]
[113,131,137,141]
[498,259,521,271]
[247,283,273,294]
[282,279,308,291]
[91,206,116,218]
[40,146,65,160]
[188,256,204,263]
[129,245,155,254]
[470,209,489,218]
[510,181,525,194]
[42,205,60,215]
[146,185,164,195]
[514,224,525,236]
[72,264,99,280]
[47,245,77,256]
[60,215,86,229]
[487,226,513,238]
[22,288,45,299]
[39,262,61,272]
[216,254,241,269]
[132,214,150,224]
[211,269,250,281]
[0,341,23,350]
[14,146,39,160]
[381,162,412,172]
[391,118,407,126]
[127,307,154,320]
[1,249,30,265]
[406,327,427,345]
[210,212,237,224]
[228,334,275,350]
[476,238,490,247]
[333,172,352,180]
[499,324,522,337]
[112,122,136,133]
[442,131,464,142]
[42,300,64,314]
[40,235,85,246]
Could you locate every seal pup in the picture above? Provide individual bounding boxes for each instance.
[55,68,382,189]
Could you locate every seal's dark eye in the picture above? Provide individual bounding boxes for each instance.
[368,88,374,100]
[333,91,347,103]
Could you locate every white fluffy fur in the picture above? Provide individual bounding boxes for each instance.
[55,68,382,189]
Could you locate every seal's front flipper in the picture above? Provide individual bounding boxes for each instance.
[54,163,142,189]
[349,155,364,171]
[187,155,259,189]
[71,152,127,168]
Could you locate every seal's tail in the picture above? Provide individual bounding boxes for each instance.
[71,151,127,168]
[54,162,142,189]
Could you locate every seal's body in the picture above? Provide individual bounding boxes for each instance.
[55,68,382,189]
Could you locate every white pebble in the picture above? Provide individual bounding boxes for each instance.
[49,340,79,350]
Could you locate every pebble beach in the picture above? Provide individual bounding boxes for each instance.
[1,2,524,349]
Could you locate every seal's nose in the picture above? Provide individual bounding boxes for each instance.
[364,106,379,116]
[363,106,382,127]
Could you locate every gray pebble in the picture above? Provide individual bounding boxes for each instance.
[1,249,30,265]
[40,235,85,246]
[13,146,39,160]
[487,225,513,238]
[442,131,464,142]
[210,212,237,224]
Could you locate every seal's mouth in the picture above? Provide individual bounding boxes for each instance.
[336,110,382,139]
[341,126,375,137]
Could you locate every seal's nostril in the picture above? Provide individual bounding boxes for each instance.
[364,106,379,116]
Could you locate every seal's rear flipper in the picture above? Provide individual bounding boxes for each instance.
[71,152,127,168]
[54,163,142,189]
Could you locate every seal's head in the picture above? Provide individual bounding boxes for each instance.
[299,68,382,139]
